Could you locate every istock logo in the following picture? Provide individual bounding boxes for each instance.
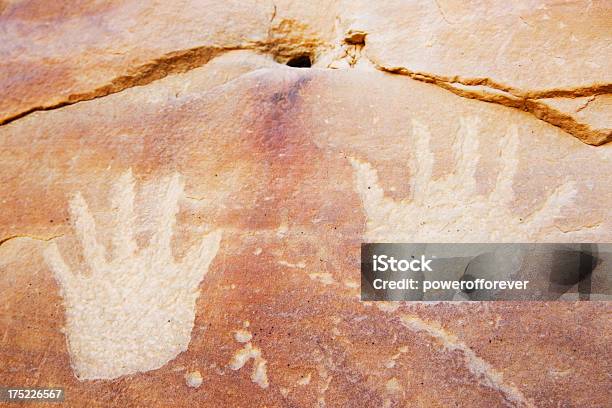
[372,255,433,272]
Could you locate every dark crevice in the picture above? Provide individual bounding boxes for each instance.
[286,55,312,68]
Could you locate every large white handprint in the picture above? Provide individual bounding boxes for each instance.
[44,171,222,380]
[350,118,577,242]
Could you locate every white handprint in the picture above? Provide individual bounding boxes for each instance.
[350,117,577,242]
[44,170,222,380]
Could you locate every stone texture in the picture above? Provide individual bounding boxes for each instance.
[326,0,612,144]
[0,0,337,125]
[2,0,610,144]
[0,1,611,407]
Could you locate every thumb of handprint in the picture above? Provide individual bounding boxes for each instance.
[44,170,222,380]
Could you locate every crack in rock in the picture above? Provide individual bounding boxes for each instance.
[2,28,609,147]
[0,45,238,126]
[1,21,329,128]
[0,234,63,248]
[370,62,611,146]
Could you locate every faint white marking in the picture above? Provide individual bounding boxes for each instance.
[44,170,222,380]
[549,368,572,378]
[229,332,269,389]
[234,329,253,343]
[343,279,359,288]
[185,370,203,388]
[278,260,306,269]
[309,273,336,285]
[400,315,535,408]
[316,364,333,408]
[276,223,289,238]
[384,343,410,369]
[385,377,401,394]
[297,373,312,385]
[384,360,395,369]
[349,119,578,242]
[376,302,399,313]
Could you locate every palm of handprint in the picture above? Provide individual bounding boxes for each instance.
[350,117,577,242]
[44,171,222,380]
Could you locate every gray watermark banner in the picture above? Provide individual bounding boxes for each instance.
[361,243,611,301]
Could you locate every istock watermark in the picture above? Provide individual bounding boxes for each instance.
[372,254,433,272]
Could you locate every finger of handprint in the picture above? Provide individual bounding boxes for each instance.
[453,117,480,196]
[349,157,385,216]
[111,170,137,259]
[70,192,107,272]
[490,125,519,205]
[151,173,184,260]
[410,119,434,202]
[43,242,76,296]
[526,181,577,228]
[182,229,223,288]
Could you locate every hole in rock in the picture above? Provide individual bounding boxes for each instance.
[286,55,312,68]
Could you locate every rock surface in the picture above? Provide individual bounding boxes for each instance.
[2,0,610,144]
[1,1,611,407]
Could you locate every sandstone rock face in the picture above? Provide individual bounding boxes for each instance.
[0,1,611,407]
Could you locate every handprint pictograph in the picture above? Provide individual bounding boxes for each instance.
[350,117,577,242]
[44,170,222,380]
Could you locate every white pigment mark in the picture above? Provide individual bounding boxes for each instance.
[297,373,312,385]
[400,315,535,408]
[185,370,203,388]
[349,119,578,242]
[229,336,269,389]
[278,260,306,268]
[234,329,253,343]
[309,273,336,285]
[44,170,222,380]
